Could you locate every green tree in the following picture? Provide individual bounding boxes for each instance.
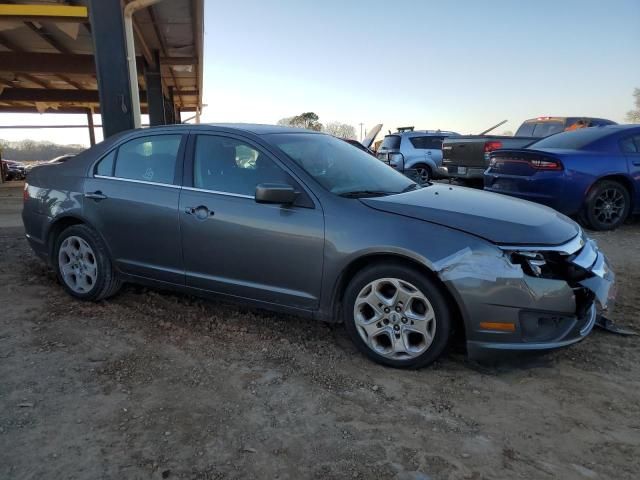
[277,112,323,131]
[626,88,640,123]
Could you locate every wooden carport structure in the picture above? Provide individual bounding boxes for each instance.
[0,0,204,144]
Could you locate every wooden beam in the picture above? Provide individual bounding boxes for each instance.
[24,21,71,54]
[21,23,85,89]
[161,57,198,66]
[16,73,51,89]
[132,19,154,67]
[0,105,152,114]
[0,4,88,22]
[147,5,182,107]
[0,88,148,103]
[0,52,143,75]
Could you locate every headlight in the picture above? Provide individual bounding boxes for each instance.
[510,251,547,277]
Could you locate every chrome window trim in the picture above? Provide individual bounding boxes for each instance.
[94,175,181,189]
[499,232,585,256]
[182,186,254,199]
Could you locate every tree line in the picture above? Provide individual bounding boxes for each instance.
[277,112,357,139]
[0,139,86,162]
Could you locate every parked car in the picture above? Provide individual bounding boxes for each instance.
[342,138,376,156]
[484,124,640,231]
[340,123,382,156]
[441,117,617,182]
[22,124,614,368]
[376,127,460,183]
[2,159,26,181]
[25,154,76,173]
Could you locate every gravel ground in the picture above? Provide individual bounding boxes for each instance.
[1,183,639,479]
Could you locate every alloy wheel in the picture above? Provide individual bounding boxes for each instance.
[415,167,430,184]
[353,278,436,360]
[58,235,98,294]
[593,188,625,225]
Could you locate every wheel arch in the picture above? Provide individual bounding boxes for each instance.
[46,214,110,261]
[586,174,636,211]
[331,253,466,341]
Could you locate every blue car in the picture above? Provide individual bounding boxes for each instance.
[484,125,640,230]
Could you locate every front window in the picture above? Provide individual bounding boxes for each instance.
[266,133,416,196]
[193,135,293,196]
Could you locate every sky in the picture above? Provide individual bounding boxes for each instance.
[1,0,639,145]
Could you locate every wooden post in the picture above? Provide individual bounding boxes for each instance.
[86,108,96,146]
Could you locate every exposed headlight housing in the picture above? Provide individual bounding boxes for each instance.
[510,251,547,277]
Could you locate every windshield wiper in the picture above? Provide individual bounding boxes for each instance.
[400,183,420,193]
[338,190,396,198]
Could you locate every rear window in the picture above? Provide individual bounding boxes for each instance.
[527,128,611,150]
[516,121,564,138]
[409,136,444,150]
[379,135,401,150]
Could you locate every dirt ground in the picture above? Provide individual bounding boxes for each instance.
[1,181,639,480]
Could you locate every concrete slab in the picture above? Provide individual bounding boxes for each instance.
[0,181,25,230]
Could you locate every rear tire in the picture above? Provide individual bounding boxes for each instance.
[54,224,121,301]
[413,163,432,185]
[581,180,630,231]
[343,263,452,369]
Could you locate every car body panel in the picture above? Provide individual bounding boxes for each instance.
[22,123,615,360]
[360,183,580,245]
[83,176,184,284]
[179,187,325,309]
[377,130,460,179]
[484,126,640,217]
[442,117,617,180]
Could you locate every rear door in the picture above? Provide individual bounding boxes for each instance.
[620,134,640,208]
[179,133,325,310]
[84,133,186,284]
[406,136,442,165]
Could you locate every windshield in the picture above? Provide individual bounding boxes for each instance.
[527,127,611,150]
[266,133,416,196]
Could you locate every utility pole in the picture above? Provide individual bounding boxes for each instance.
[359,122,364,141]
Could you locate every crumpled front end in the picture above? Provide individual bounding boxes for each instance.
[433,232,615,359]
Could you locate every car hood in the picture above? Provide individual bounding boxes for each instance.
[360,184,580,246]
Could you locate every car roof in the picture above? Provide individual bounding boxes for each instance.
[522,116,615,123]
[146,123,324,136]
[386,130,459,137]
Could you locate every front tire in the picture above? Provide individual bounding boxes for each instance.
[581,180,630,231]
[54,224,121,301]
[343,263,452,369]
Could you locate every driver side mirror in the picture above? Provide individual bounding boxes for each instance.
[255,183,298,204]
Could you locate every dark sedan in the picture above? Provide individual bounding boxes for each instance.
[485,125,640,230]
[2,159,26,181]
[22,124,615,368]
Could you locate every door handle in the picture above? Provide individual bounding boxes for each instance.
[84,191,107,201]
[185,205,214,219]
[633,160,640,166]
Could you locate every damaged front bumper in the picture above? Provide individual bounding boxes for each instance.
[434,233,615,360]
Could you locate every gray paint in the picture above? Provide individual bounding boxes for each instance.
[22,123,615,358]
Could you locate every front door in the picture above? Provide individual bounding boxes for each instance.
[83,133,186,284]
[179,133,324,310]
